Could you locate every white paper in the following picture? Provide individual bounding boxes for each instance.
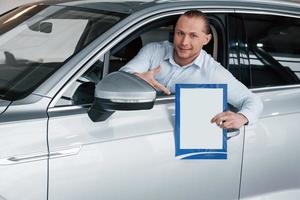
[180,88,223,149]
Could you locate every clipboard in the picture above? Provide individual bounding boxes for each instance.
[175,84,227,159]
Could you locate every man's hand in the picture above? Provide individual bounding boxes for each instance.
[134,66,171,95]
[211,111,248,129]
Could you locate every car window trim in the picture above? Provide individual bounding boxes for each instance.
[48,83,300,114]
[234,9,300,19]
[250,84,300,93]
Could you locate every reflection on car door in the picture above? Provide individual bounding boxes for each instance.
[47,98,244,199]
[241,90,300,199]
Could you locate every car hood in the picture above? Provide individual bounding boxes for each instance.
[0,99,11,115]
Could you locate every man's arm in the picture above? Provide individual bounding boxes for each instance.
[119,43,154,74]
[210,64,263,129]
[211,111,249,129]
[134,66,171,95]
[120,42,170,95]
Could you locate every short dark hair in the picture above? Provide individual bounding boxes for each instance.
[181,10,211,34]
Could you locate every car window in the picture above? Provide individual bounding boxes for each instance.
[56,56,104,106]
[107,15,177,75]
[56,16,177,106]
[0,5,124,101]
[56,13,223,106]
[243,14,300,88]
[107,14,223,75]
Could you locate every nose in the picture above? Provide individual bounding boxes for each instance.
[181,35,189,46]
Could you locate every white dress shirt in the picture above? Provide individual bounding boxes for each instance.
[120,41,263,125]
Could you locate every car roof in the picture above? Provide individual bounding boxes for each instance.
[26,0,300,15]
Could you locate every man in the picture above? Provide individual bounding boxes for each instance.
[120,10,263,129]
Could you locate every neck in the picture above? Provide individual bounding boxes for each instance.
[173,51,200,67]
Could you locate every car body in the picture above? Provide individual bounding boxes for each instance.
[0,0,300,199]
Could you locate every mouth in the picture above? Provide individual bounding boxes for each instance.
[178,47,192,51]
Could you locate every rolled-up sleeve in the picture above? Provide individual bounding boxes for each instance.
[119,43,155,74]
[212,64,263,125]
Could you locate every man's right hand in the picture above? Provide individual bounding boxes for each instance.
[134,66,171,95]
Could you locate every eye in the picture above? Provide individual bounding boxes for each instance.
[190,33,198,38]
[176,31,184,36]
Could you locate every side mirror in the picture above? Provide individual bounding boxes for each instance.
[88,71,156,122]
[29,22,53,33]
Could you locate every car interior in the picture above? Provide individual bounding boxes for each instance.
[59,15,220,106]
[242,13,300,88]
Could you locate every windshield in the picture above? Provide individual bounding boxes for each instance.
[0,4,125,100]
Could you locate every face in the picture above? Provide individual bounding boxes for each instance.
[173,15,212,66]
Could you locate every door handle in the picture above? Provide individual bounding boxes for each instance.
[0,153,48,165]
[0,146,81,165]
[49,146,82,159]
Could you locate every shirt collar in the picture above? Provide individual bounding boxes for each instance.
[193,50,204,68]
[163,42,173,60]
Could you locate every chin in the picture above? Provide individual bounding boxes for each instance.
[176,51,190,58]
[178,53,193,59]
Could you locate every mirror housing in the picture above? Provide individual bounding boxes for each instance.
[88,71,156,122]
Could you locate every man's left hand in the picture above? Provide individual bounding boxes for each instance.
[211,111,248,129]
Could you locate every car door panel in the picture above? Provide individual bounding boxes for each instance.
[240,88,300,199]
[0,108,48,200]
[237,11,300,199]
[48,103,244,200]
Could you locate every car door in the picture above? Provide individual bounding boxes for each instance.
[0,102,49,200]
[235,12,300,199]
[47,10,244,200]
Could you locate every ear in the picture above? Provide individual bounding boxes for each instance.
[203,33,212,45]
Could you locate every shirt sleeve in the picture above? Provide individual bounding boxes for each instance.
[119,43,156,74]
[212,63,263,125]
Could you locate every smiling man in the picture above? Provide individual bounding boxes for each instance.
[120,10,263,129]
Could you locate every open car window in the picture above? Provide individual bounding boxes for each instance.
[108,15,223,75]
[56,13,224,106]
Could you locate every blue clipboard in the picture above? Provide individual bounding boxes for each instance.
[175,84,227,159]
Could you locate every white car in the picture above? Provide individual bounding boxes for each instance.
[0,0,300,199]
